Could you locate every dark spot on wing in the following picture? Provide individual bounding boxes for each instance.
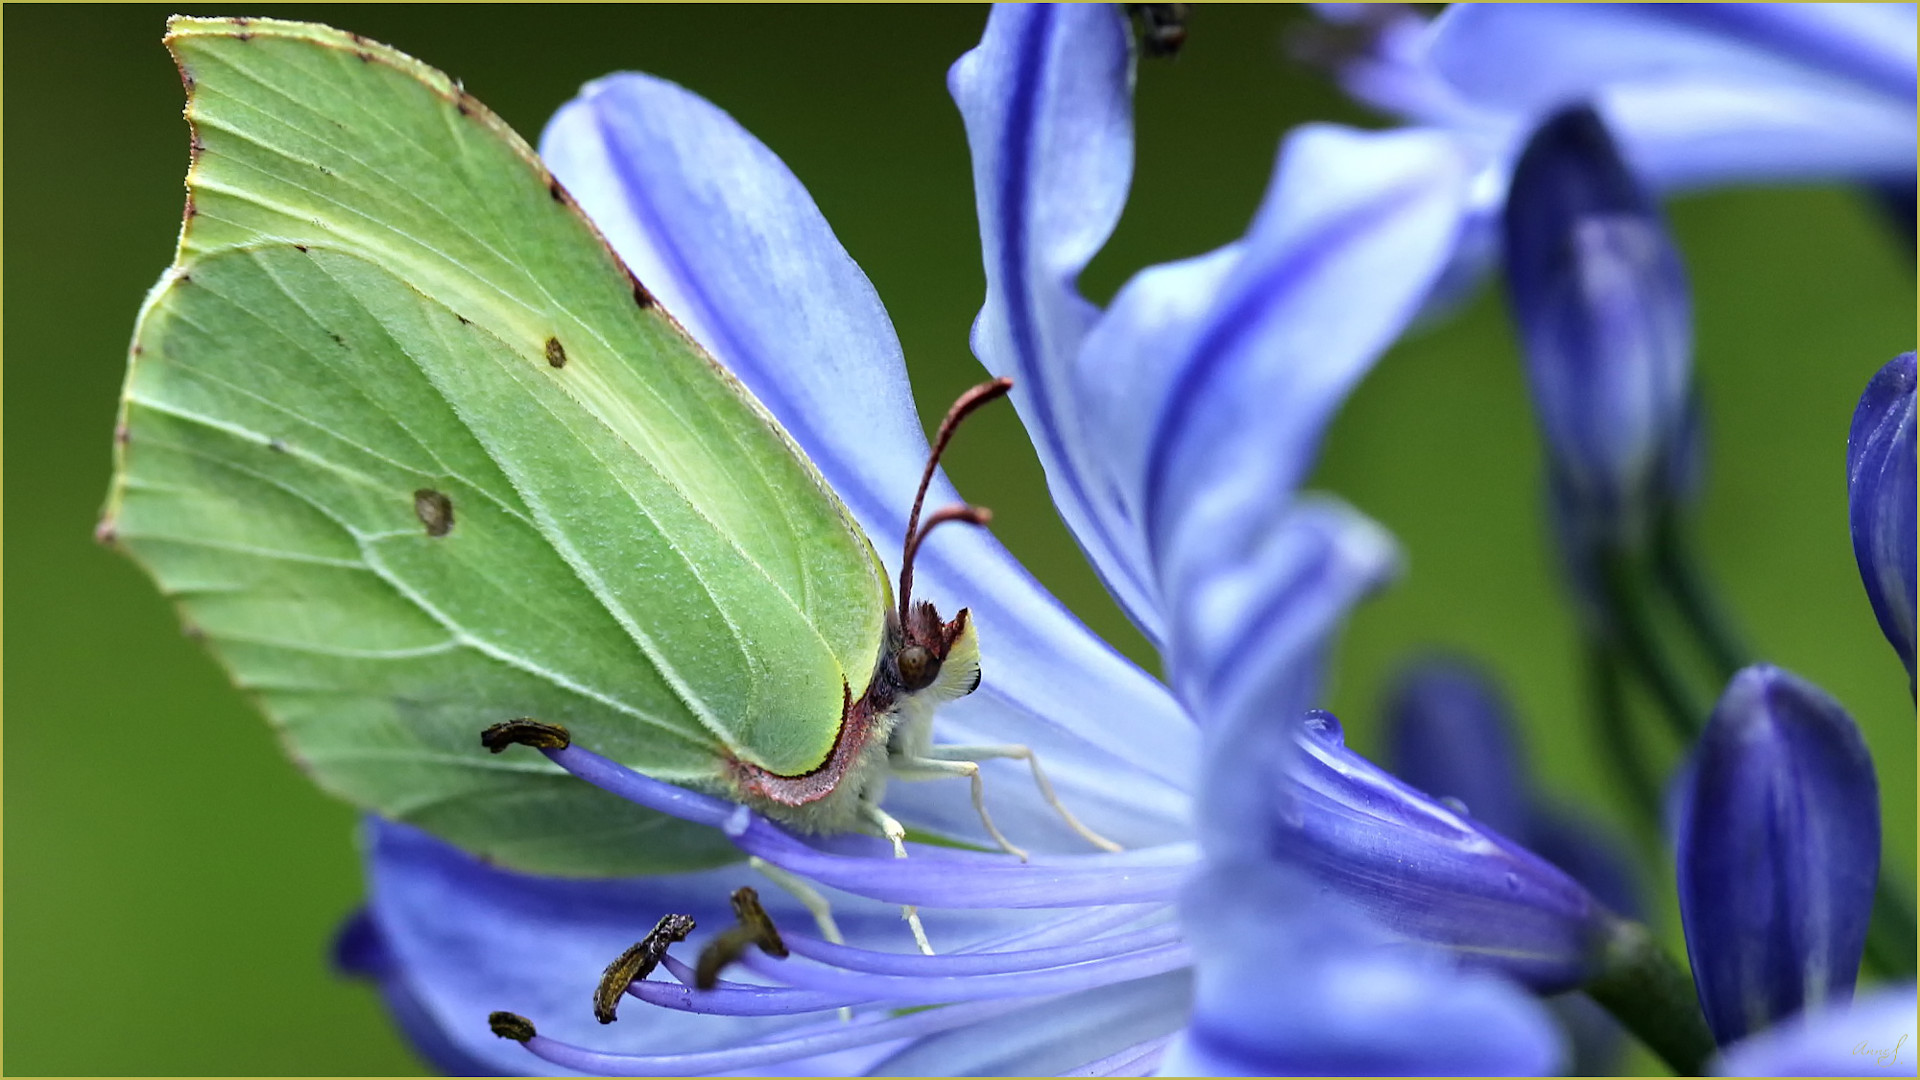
[357,51,373,63]
[182,622,206,641]
[184,192,197,219]
[414,489,454,537]
[548,177,567,204]
[114,424,131,445]
[294,244,308,253]
[327,331,346,347]
[627,270,654,309]
[545,337,567,368]
[267,438,287,453]
[235,31,253,42]
[454,313,471,326]
[93,519,117,545]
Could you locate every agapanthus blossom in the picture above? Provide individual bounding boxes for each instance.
[1316,2,1917,307]
[340,5,1603,1074]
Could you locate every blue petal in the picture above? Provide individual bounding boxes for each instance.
[1525,807,1645,923]
[949,3,1164,637]
[1847,352,1917,684]
[1289,708,1611,992]
[1678,666,1882,1045]
[1597,76,1917,191]
[1715,984,1919,1076]
[1504,104,1692,544]
[1163,865,1565,1076]
[1167,499,1401,748]
[1431,4,1915,115]
[868,971,1190,1076]
[357,818,1053,1076]
[1381,655,1533,838]
[332,908,508,1076]
[539,68,1195,852]
[1128,126,1470,612]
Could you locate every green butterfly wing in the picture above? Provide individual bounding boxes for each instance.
[102,17,892,875]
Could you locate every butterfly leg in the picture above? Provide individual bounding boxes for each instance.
[856,799,936,955]
[886,757,1028,862]
[918,744,1124,853]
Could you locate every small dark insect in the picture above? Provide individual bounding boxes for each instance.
[545,336,567,368]
[1128,3,1191,58]
[413,488,454,537]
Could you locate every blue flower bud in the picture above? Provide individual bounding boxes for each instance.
[1383,656,1531,838]
[1677,665,1880,1046]
[1847,351,1916,683]
[1504,104,1692,546]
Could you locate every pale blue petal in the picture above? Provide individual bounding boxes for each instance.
[1430,4,1914,114]
[360,819,1034,1075]
[1125,125,1471,609]
[1716,984,1919,1076]
[1163,865,1565,1076]
[869,972,1191,1076]
[539,70,1195,851]
[1428,4,1917,188]
[949,2,1166,638]
[1601,78,1916,190]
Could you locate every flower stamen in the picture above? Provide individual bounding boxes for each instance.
[593,913,695,1024]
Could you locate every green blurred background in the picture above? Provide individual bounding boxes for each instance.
[6,5,1912,1074]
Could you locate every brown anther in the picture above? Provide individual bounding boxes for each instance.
[480,719,572,754]
[488,1011,536,1042]
[694,887,787,989]
[730,887,787,958]
[593,913,695,1024]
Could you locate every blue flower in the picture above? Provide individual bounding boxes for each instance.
[1315,2,1918,310]
[1847,352,1917,684]
[338,5,1604,1073]
[1676,665,1881,1046]
[1322,3,1916,191]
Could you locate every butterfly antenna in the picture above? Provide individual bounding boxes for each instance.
[899,376,1013,624]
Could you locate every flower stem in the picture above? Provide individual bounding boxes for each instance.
[1652,515,1749,682]
[1584,918,1715,1076]
[1598,547,1705,744]
[1586,638,1663,842]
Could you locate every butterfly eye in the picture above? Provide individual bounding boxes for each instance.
[895,644,940,691]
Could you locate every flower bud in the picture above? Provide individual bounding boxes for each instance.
[1847,351,1916,683]
[1503,104,1692,547]
[1383,656,1531,838]
[1677,666,1880,1046]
